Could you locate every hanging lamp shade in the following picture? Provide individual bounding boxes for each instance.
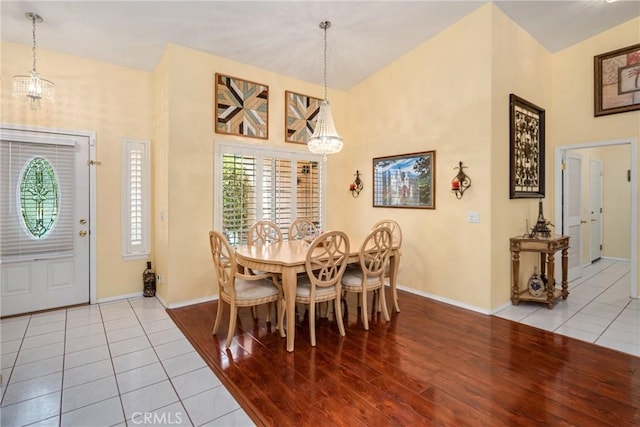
[13,12,55,111]
[308,99,343,156]
[308,20,343,158]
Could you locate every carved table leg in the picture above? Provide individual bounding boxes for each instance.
[561,247,569,299]
[546,251,555,309]
[511,249,520,305]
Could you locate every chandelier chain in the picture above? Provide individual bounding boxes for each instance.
[322,23,327,101]
[31,14,38,73]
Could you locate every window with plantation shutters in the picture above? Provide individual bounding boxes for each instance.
[121,138,150,259]
[215,142,325,245]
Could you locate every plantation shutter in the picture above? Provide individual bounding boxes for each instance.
[217,144,324,245]
[222,154,257,246]
[121,138,150,258]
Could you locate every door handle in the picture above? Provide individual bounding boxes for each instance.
[580,220,587,224]
[591,219,596,222]
[79,218,87,225]
[79,230,87,237]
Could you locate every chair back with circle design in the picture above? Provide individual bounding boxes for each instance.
[305,231,350,291]
[372,219,402,249]
[248,220,282,246]
[288,218,318,241]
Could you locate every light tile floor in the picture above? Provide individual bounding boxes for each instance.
[0,297,255,427]
[495,259,640,357]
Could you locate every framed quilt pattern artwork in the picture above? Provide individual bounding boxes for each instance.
[285,91,321,144]
[215,73,268,139]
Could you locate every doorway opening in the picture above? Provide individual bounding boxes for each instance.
[554,138,638,299]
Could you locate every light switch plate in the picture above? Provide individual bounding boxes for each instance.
[467,211,480,223]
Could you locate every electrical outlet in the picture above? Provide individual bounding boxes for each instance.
[467,211,480,223]
[157,274,163,283]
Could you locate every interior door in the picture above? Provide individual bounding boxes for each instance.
[564,151,583,281]
[0,128,90,316]
[589,159,603,262]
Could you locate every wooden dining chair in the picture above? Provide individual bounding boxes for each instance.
[341,226,392,330]
[282,230,349,346]
[247,220,282,245]
[209,231,282,349]
[372,219,402,312]
[288,218,318,240]
[247,220,283,321]
[372,219,402,249]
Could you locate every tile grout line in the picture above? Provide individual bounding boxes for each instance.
[0,314,32,407]
[127,297,197,427]
[98,301,129,427]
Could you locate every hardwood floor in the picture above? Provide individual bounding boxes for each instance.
[168,290,639,426]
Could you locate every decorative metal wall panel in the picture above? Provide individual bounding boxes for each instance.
[215,73,268,139]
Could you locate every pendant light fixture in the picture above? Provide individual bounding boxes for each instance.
[308,20,343,160]
[13,12,55,111]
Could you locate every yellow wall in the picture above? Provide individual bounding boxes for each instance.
[601,145,632,259]
[551,16,640,296]
[1,41,153,300]
[489,6,552,308]
[345,5,494,309]
[154,44,346,305]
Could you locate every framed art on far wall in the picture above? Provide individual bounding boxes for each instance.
[285,91,321,144]
[509,94,545,199]
[373,151,436,209]
[215,73,268,139]
[594,43,640,117]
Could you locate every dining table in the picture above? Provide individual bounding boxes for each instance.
[235,236,401,352]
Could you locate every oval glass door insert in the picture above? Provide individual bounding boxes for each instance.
[19,157,60,238]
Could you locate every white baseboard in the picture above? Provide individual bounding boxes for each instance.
[164,294,219,309]
[96,292,142,304]
[396,284,492,315]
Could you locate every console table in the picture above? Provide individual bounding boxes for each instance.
[509,235,570,308]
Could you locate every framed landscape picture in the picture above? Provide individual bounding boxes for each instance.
[594,43,640,116]
[285,91,321,144]
[215,73,268,139]
[509,94,545,199]
[373,151,436,209]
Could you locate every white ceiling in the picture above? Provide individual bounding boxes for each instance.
[2,1,639,91]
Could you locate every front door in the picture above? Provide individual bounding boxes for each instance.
[0,127,90,316]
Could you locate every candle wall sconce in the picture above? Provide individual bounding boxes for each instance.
[349,170,363,198]
[451,161,471,199]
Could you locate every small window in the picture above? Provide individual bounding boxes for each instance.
[121,138,150,259]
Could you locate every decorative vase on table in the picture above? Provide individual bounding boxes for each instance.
[143,261,156,297]
[527,266,545,297]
